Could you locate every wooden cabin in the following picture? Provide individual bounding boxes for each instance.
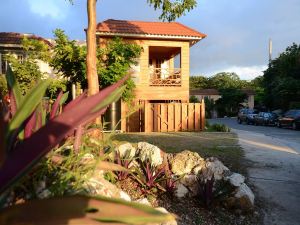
[96,19,206,132]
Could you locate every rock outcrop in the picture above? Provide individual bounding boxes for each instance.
[171,150,204,175]
[138,142,163,166]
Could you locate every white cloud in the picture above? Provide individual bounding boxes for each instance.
[27,0,69,20]
[208,65,267,80]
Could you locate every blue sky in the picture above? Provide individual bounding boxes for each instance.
[1,0,300,80]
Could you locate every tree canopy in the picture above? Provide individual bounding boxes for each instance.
[263,43,300,110]
[190,72,251,90]
[5,38,53,95]
[148,0,197,21]
[51,29,141,102]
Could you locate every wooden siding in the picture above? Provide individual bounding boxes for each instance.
[98,37,190,102]
[121,100,205,132]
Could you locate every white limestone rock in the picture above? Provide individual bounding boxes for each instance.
[135,198,151,206]
[225,173,245,187]
[174,183,189,198]
[171,150,204,176]
[120,190,131,202]
[137,142,163,166]
[116,143,136,159]
[83,169,132,201]
[234,183,255,206]
[180,174,199,196]
[154,207,178,225]
[199,157,229,181]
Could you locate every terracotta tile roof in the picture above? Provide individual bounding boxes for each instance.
[0,32,53,47]
[96,19,206,39]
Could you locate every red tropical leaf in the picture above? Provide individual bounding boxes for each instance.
[0,76,128,194]
[49,90,63,119]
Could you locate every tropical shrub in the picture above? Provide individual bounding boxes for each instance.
[0,68,173,224]
[134,159,166,193]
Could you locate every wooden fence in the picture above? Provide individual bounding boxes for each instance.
[121,100,205,132]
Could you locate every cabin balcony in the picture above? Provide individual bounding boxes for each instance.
[149,67,181,86]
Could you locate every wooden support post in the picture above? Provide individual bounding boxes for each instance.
[201,99,205,130]
[121,101,127,132]
[144,101,152,133]
[168,104,175,132]
[195,103,200,131]
[188,103,194,131]
[161,104,168,132]
[181,103,188,131]
[174,103,181,131]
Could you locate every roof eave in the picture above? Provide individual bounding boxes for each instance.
[96,32,205,44]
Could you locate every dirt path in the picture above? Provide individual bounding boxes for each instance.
[235,129,300,225]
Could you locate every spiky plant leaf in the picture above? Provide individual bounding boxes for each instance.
[0,195,175,225]
[5,67,23,111]
[6,79,51,140]
[0,76,127,194]
[50,90,63,119]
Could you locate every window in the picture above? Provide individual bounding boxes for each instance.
[0,53,8,74]
[17,54,24,63]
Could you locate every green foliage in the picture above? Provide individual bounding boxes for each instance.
[98,37,141,102]
[215,89,247,117]
[190,75,209,89]
[189,95,199,103]
[210,72,248,89]
[0,75,7,97]
[47,79,67,98]
[148,0,197,21]
[5,54,43,95]
[206,123,231,132]
[51,31,141,102]
[204,97,215,119]
[190,73,252,90]
[0,69,128,195]
[50,29,87,88]
[22,37,51,62]
[5,37,53,96]
[263,43,300,110]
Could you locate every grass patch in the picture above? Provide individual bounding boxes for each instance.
[112,132,246,175]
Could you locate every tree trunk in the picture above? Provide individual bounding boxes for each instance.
[86,0,99,96]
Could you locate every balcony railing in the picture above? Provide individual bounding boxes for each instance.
[149,68,181,86]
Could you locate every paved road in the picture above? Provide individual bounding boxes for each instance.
[209,118,300,225]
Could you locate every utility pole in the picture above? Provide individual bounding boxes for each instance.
[269,38,272,63]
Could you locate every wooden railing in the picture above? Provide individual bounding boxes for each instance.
[149,68,181,86]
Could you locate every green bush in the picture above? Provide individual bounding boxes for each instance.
[0,74,7,97]
[206,123,231,132]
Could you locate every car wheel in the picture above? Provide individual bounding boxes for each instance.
[292,122,296,130]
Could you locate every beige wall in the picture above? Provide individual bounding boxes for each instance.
[247,95,254,109]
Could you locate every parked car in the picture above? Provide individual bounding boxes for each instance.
[237,108,259,125]
[254,112,278,126]
[277,109,300,130]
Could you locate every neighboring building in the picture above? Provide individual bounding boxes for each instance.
[96,19,206,131]
[190,89,221,102]
[0,32,53,75]
[190,88,255,109]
